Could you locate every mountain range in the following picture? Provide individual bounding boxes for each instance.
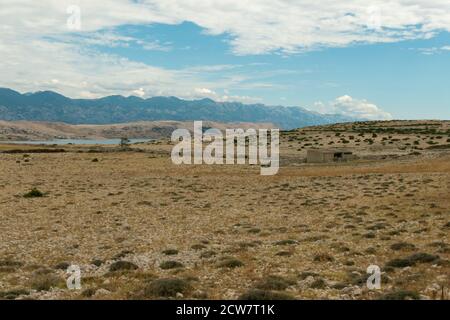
[0,88,356,129]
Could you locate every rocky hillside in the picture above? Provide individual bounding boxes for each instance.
[0,120,274,141]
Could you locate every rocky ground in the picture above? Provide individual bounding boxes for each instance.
[0,120,449,300]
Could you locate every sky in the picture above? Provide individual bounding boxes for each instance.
[0,0,449,120]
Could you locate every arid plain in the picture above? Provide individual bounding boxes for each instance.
[0,120,449,300]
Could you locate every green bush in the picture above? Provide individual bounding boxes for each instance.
[23,188,44,198]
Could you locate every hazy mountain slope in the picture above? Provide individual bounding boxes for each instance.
[0,120,275,141]
[0,88,355,129]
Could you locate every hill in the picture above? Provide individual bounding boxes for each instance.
[0,120,275,141]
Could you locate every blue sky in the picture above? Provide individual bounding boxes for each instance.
[1,1,449,120]
[98,23,450,119]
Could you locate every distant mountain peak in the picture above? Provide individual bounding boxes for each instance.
[0,88,357,129]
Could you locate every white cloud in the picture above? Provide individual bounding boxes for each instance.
[194,88,216,96]
[416,45,450,55]
[132,88,146,97]
[2,1,450,54]
[313,95,393,120]
[141,41,172,52]
[193,88,261,103]
[147,0,450,55]
[0,0,449,102]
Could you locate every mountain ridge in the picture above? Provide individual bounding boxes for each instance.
[0,88,356,129]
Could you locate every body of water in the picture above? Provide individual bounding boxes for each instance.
[0,138,152,145]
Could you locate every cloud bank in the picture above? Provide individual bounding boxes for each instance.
[0,0,449,113]
[313,96,393,120]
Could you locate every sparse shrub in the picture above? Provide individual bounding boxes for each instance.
[81,288,97,298]
[390,242,416,251]
[383,266,395,273]
[255,275,295,291]
[299,271,319,280]
[363,232,376,239]
[144,278,191,298]
[332,283,347,290]
[30,273,62,291]
[386,258,414,268]
[386,253,440,268]
[0,266,17,273]
[310,278,327,289]
[313,253,334,262]
[217,258,244,269]
[162,249,179,256]
[408,252,440,263]
[380,290,420,300]
[0,259,23,273]
[274,239,297,246]
[113,250,133,260]
[200,250,216,258]
[23,188,44,198]
[160,261,184,270]
[0,289,29,300]
[91,259,103,267]
[344,260,355,266]
[0,260,23,267]
[109,260,138,272]
[238,289,295,300]
[275,251,293,257]
[238,241,261,249]
[191,244,207,250]
[54,262,70,270]
[348,272,370,286]
[367,223,387,230]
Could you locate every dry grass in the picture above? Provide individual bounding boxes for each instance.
[0,120,449,300]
